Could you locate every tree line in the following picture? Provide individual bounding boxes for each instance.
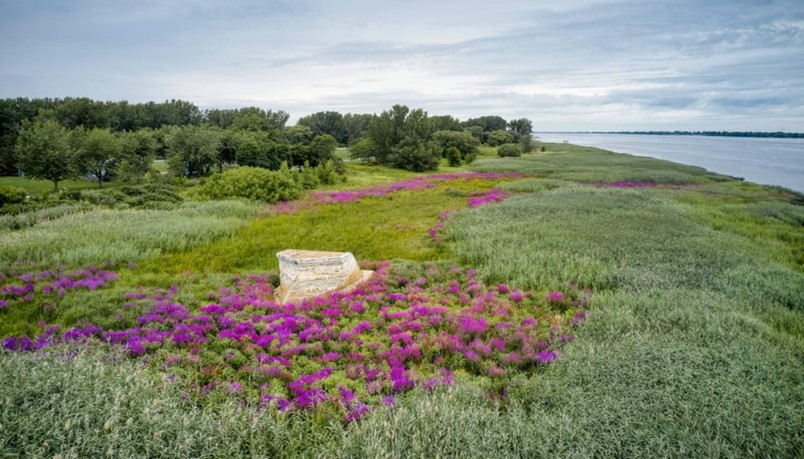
[2,97,534,190]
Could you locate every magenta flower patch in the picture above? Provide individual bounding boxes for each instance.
[2,261,589,422]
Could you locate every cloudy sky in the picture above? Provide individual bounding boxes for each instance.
[1,0,802,131]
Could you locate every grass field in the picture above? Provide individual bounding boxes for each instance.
[0,175,123,194]
[1,144,802,458]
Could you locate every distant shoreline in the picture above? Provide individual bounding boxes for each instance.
[536,131,804,139]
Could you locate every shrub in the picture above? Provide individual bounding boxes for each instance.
[445,147,462,167]
[316,159,341,185]
[300,161,321,190]
[388,139,441,172]
[497,144,521,157]
[201,166,302,203]
[433,130,480,164]
[0,186,27,206]
[487,130,513,146]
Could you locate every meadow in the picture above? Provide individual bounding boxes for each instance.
[1,143,802,458]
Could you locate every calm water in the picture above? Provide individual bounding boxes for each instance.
[535,133,804,193]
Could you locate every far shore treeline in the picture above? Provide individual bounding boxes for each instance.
[591,130,804,138]
[0,97,534,190]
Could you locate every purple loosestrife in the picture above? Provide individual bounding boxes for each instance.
[1,260,590,416]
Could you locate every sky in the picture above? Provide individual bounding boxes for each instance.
[1,0,803,131]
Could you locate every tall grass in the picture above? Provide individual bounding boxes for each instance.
[0,201,262,267]
[0,348,343,458]
[472,143,732,184]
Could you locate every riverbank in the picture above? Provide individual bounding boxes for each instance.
[536,132,804,193]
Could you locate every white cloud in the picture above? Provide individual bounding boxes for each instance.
[0,0,802,131]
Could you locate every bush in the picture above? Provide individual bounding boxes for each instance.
[0,185,27,206]
[497,143,522,157]
[388,139,441,172]
[201,166,302,203]
[445,147,462,167]
[316,159,341,185]
[300,161,321,190]
[433,130,480,164]
[59,189,83,201]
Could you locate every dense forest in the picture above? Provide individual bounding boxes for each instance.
[0,97,533,187]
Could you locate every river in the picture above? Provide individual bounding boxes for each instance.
[534,133,804,194]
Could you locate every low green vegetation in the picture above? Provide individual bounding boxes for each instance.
[0,200,262,268]
[0,142,801,458]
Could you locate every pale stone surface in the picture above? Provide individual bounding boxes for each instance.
[275,250,373,304]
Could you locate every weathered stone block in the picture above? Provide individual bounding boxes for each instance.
[274,250,373,304]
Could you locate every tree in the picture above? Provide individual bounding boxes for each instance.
[519,132,533,153]
[462,115,507,133]
[348,138,375,161]
[166,125,221,176]
[284,125,314,145]
[15,119,78,191]
[216,129,241,172]
[74,127,123,187]
[309,134,338,166]
[366,104,440,171]
[366,104,411,164]
[343,113,373,145]
[54,97,110,130]
[430,115,462,132]
[463,125,485,143]
[388,137,441,172]
[297,111,347,144]
[119,129,157,183]
[508,118,533,139]
[433,130,480,164]
[487,129,514,146]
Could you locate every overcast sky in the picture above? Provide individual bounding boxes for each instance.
[1,0,802,131]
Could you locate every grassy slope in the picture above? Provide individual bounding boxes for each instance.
[1,146,802,458]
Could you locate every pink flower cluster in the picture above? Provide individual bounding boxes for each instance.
[467,189,509,208]
[271,172,525,214]
[2,263,588,422]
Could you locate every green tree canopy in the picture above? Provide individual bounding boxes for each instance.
[284,125,314,145]
[343,113,373,145]
[488,129,514,146]
[508,118,533,139]
[166,125,221,176]
[309,134,338,166]
[365,104,440,171]
[15,119,78,191]
[297,111,347,144]
[462,115,507,133]
[433,130,480,164]
[119,129,157,183]
[74,127,123,187]
[430,115,462,132]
